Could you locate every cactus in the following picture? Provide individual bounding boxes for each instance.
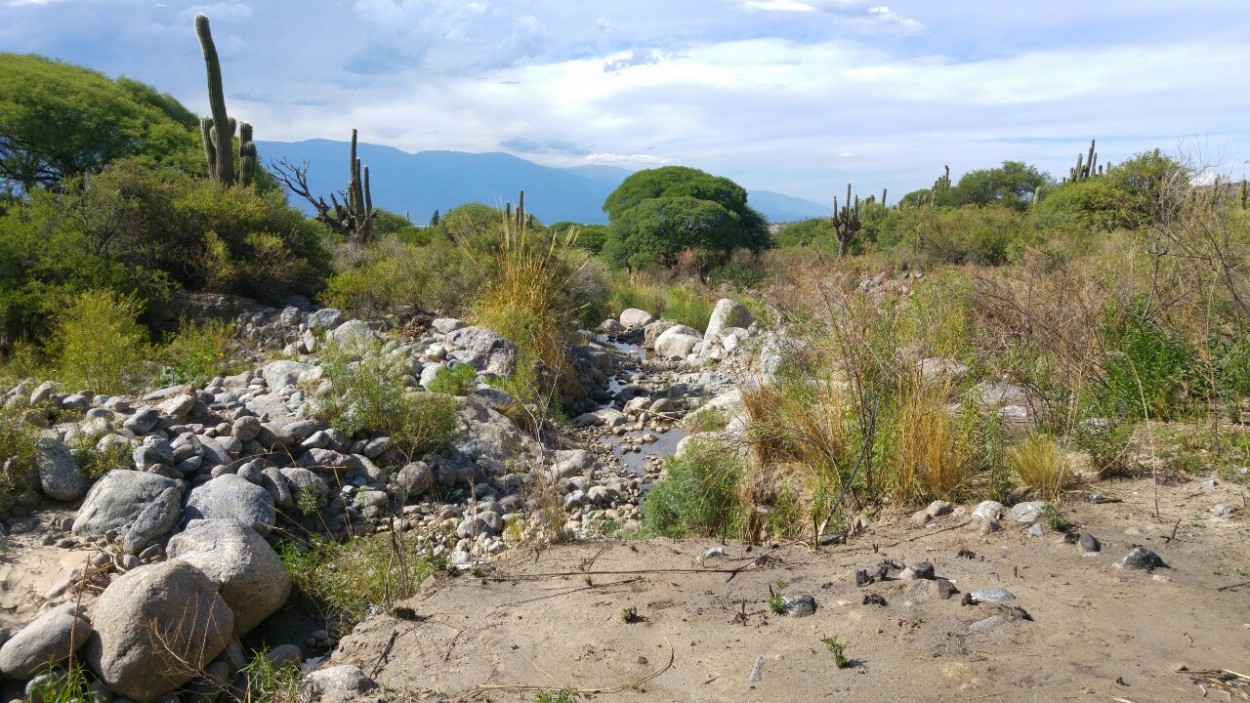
[1068,139,1100,182]
[1240,178,1247,209]
[195,14,235,186]
[831,183,862,258]
[238,122,256,187]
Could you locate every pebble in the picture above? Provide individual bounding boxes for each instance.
[1078,533,1100,552]
[970,615,1006,632]
[1114,546,1167,570]
[780,594,817,617]
[969,588,1016,604]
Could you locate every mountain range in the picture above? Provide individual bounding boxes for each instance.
[256,139,831,226]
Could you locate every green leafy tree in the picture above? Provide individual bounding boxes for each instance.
[948,161,1051,211]
[1034,149,1190,232]
[602,166,770,270]
[0,54,201,191]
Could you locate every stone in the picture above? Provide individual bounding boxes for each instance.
[168,520,292,635]
[121,486,183,555]
[329,319,377,349]
[972,501,1004,522]
[702,298,752,352]
[926,500,953,518]
[969,615,1006,632]
[643,320,677,349]
[619,308,654,327]
[1114,546,1167,570]
[266,643,302,668]
[279,468,329,507]
[123,407,161,434]
[1027,523,1044,536]
[73,471,181,537]
[936,578,959,600]
[445,326,518,376]
[1010,501,1048,523]
[901,561,935,580]
[182,474,277,536]
[260,467,295,512]
[301,664,379,701]
[910,510,930,528]
[396,462,434,498]
[35,438,88,502]
[1212,503,1236,518]
[780,594,817,617]
[231,416,262,442]
[298,448,356,474]
[1078,533,1100,552]
[260,360,314,393]
[598,318,626,334]
[133,436,175,468]
[969,588,1016,604]
[552,449,596,480]
[431,317,464,334]
[84,561,233,702]
[654,325,703,359]
[0,607,93,680]
[307,308,346,330]
[155,393,196,422]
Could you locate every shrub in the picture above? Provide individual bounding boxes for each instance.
[52,289,150,394]
[903,204,1031,267]
[887,379,975,503]
[661,284,714,331]
[1007,434,1072,499]
[312,341,459,462]
[321,235,481,317]
[641,439,744,539]
[1098,305,1200,421]
[282,535,440,633]
[155,319,238,388]
[0,405,39,511]
[427,364,478,396]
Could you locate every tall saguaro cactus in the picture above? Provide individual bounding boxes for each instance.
[831,183,862,258]
[238,122,256,187]
[196,14,235,186]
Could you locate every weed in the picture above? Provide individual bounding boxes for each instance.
[52,289,150,394]
[0,405,39,511]
[768,593,786,615]
[1042,504,1071,532]
[1008,434,1072,499]
[72,435,131,481]
[239,648,302,702]
[821,635,851,668]
[890,378,975,503]
[534,689,580,703]
[661,284,714,331]
[620,607,640,623]
[25,663,92,703]
[640,439,744,539]
[427,363,478,396]
[156,319,239,388]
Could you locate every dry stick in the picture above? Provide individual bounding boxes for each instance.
[495,578,643,608]
[1217,581,1250,592]
[457,637,675,701]
[1128,358,1161,522]
[879,520,973,549]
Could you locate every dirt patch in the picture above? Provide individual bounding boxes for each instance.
[330,477,1250,702]
[0,537,95,629]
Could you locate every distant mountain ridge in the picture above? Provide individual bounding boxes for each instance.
[256,139,831,226]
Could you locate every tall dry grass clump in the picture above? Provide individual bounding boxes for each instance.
[1008,433,1072,499]
[889,377,975,502]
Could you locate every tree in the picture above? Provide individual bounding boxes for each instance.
[949,161,1051,211]
[0,54,201,191]
[602,166,770,270]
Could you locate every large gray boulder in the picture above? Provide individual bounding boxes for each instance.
[654,325,703,360]
[329,319,377,349]
[643,320,677,350]
[84,561,233,703]
[396,462,434,499]
[445,326,517,376]
[121,486,183,554]
[619,308,654,328]
[0,606,92,680]
[261,360,314,393]
[182,474,276,536]
[73,471,181,536]
[704,298,752,345]
[451,396,540,462]
[35,438,88,502]
[168,520,291,635]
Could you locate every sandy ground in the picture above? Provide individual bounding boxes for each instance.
[0,516,95,630]
[333,476,1250,703]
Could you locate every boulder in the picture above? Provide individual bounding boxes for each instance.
[307,307,346,330]
[35,438,88,502]
[451,396,540,462]
[0,606,92,680]
[703,298,752,346]
[301,664,380,701]
[121,486,184,555]
[619,308,654,328]
[260,360,314,393]
[168,520,291,635]
[654,326,703,360]
[643,320,677,350]
[396,462,434,498]
[73,471,181,536]
[329,320,377,349]
[445,327,518,377]
[84,561,233,702]
[280,468,329,507]
[182,474,276,536]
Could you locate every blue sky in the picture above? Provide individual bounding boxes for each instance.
[3,0,1248,204]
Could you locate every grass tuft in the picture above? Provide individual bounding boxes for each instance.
[1008,434,1072,499]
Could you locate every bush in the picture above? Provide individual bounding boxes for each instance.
[321,235,481,317]
[641,440,744,539]
[427,364,478,396]
[1098,305,1200,421]
[1008,434,1072,498]
[0,405,39,512]
[53,289,150,394]
[155,319,238,388]
[312,341,460,462]
[887,379,976,503]
[903,204,1031,267]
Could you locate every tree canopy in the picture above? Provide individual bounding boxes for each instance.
[947,161,1052,211]
[601,166,769,270]
[0,53,202,191]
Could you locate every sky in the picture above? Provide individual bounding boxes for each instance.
[3,0,1248,204]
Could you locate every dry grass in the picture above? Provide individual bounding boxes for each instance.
[890,377,975,503]
[1008,433,1072,499]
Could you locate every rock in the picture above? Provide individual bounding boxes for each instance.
[643,320,677,349]
[261,360,314,393]
[307,308,346,330]
[84,561,233,702]
[329,319,377,350]
[1078,533,1100,552]
[619,308,654,327]
[1027,523,1044,536]
[0,607,93,680]
[780,594,817,617]
[598,318,626,334]
[301,664,380,701]
[182,474,276,536]
[926,500,953,518]
[297,448,355,474]
[280,468,329,507]
[168,520,291,635]
[73,471,181,536]
[900,561,935,580]
[431,317,464,334]
[266,643,302,668]
[969,615,1006,632]
[937,578,959,600]
[133,436,175,468]
[123,407,162,434]
[1010,501,1048,523]
[1212,503,1236,518]
[702,298,752,351]
[910,510,930,528]
[552,449,595,480]
[654,326,703,359]
[972,501,1004,522]
[445,327,518,376]
[155,393,196,422]
[260,467,295,512]
[451,397,541,462]
[121,486,183,555]
[231,416,262,442]
[35,438,88,502]
[1114,546,1167,570]
[396,462,434,498]
[918,357,970,384]
[969,588,1016,604]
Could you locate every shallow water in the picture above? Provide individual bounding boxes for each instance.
[599,426,687,476]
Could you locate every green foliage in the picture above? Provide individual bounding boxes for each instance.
[1035,150,1191,232]
[312,341,460,461]
[321,236,479,317]
[1098,305,1200,421]
[156,319,238,387]
[72,435,132,482]
[0,53,202,191]
[53,289,150,394]
[427,364,478,396]
[948,161,1051,212]
[821,635,850,668]
[239,648,303,703]
[900,204,1031,267]
[602,166,770,271]
[774,217,833,249]
[0,405,39,511]
[1042,504,1071,532]
[281,535,440,633]
[661,284,714,331]
[534,690,580,703]
[25,664,93,703]
[371,208,421,239]
[641,440,744,539]
[1074,418,1134,478]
